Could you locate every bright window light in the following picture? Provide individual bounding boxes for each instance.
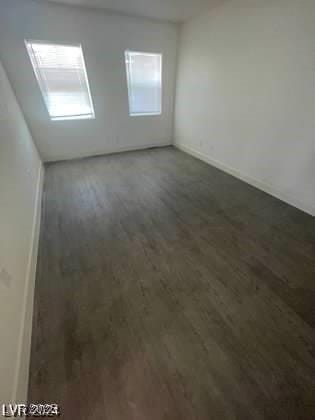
[125,51,162,116]
[25,41,95,121]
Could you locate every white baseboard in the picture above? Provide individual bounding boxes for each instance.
[45,142,172,163]
[12,163,44,403]
[176,143,315,217]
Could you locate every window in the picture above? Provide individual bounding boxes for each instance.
[125,51,162,116]
[25,41,95,121]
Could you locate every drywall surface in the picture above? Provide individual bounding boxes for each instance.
[0,0,178,162]
[175,0,315,215]
[0,59,42,402]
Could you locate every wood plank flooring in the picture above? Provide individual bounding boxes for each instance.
[28,146,315,419]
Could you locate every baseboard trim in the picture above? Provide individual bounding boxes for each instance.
[176,143,315,217]
[45,142,172,163]
[12,162,44,403]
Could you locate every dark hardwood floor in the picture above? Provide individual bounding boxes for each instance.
[28,146,315,419]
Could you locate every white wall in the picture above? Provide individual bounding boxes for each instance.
[0,60,43,402]
[0,0,178,162]
[175,0,315,215]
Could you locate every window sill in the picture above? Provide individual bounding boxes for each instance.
[129,112,162,117]
[51,114,95,121]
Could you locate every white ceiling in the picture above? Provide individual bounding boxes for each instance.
[37,0,225,22]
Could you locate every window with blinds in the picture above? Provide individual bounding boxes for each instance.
[125,51,162,116]
[25,41,95,121]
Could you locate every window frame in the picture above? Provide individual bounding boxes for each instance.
[25,40,95,121]
[125,50,163,117]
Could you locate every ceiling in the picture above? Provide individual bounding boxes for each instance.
[37,0,225,22]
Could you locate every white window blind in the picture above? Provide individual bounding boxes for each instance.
[25,41,95,121]
[125,51,162,116]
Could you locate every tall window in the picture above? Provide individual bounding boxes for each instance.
[25,41,95,121]
[125,51,162,116]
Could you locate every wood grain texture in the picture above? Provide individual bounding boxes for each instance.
[28,146,315,419]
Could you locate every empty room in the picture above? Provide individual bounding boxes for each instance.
[0,0,314,418]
